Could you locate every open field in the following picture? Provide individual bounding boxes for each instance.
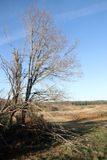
[41,103,107,122]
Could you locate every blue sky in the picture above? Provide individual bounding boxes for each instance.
[0,0,107,100]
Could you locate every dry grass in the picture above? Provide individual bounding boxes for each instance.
[41,104,107,122]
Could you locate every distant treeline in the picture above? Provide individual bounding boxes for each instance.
[48,100,107,106]
[70,100,107,105]
[1,98,107,106]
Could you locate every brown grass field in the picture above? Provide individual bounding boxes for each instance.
[41,103,107,122]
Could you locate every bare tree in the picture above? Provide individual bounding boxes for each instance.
[24,7,79,102]
[0,49,25,105]
[0,7,80,123]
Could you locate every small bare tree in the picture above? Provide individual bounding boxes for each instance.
[0,49,25,105]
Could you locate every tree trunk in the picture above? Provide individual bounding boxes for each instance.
[25,78,32,101]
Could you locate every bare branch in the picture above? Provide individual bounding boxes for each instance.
[23,7,80,101]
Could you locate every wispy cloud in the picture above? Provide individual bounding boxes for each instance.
[57,2,107,21]
[0,29,25,47]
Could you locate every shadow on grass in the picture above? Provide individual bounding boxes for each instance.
[59,119,107,135]
[0,119,107,160]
